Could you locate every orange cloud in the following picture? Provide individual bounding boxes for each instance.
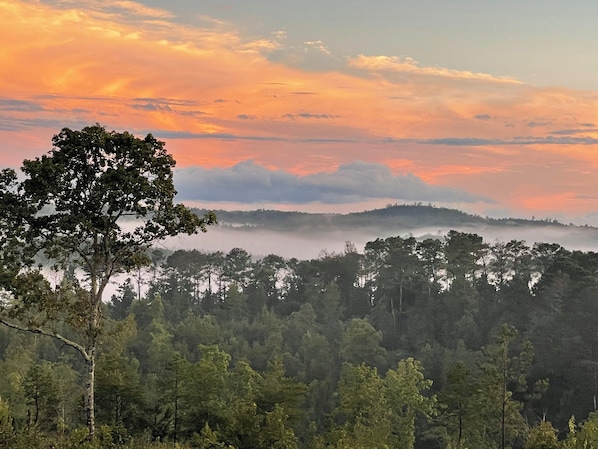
[2,0,598,221]
[516,192,598,214]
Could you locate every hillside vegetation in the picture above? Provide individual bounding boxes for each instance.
[1,230,598,448]
[194,204,567,232]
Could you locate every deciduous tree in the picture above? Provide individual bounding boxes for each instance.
[0,125,215,439]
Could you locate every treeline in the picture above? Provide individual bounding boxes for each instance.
[3,231,598,448]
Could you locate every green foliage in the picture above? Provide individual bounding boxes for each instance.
[340,319,387,370]
[438,361,478,449]
[562,413,598,449]
[385,357,436,449]
[525,421,559,449]
[476,324,533,449]
[182,345,231,434]
[190,422,229,448]
[23,362,60,430]
[259,404,299,449]
[333,363,392,449]
[0,397,14,448]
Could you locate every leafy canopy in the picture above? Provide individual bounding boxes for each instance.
[7,125,215,277]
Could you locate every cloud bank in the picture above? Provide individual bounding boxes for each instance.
[174,161,488,204]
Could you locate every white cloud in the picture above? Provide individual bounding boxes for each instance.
[348,55,522,84]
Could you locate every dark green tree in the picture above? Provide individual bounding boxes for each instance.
[416,238,445,298]
[23,362,59,430]
[444,231,487,288]
[340,318,387,371]
[478,324,533,449]
[385,357,436,449]
[109,278,136,320]
[223,248,252,298]
[332,363,392,449]
[165,249,209,305]
[0,397,14,448]
[488,240,530,290]
[0,125,215,439]
[439,361,479,449]
[365,236,422,332]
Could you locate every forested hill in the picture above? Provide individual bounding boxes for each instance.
[192,204,567,233]
[188,204,598,259]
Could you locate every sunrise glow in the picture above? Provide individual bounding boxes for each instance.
[2,0,598,222]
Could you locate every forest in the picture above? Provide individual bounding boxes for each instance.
[3,232,598,449]
[1,125,598,449]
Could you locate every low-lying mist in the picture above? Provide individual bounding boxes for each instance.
[160,222,598,260]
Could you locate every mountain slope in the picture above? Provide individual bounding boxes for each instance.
[194,204,566,233]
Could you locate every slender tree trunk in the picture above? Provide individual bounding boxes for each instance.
[501,346,507,449]
[34,383,40,425]
[399,280,404,314]
[173,375,179,444]
[390,295,396,331]
[86,347,96,440]
[458,404,463,448]
[86,274,103,441]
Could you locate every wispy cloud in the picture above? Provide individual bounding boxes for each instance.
[0,98,44,112]
[152,130,355,144]
[304,40,332,55]
[283,113,336,120]
[550,128,598,135]
[52,0,175,18]
[348,55,522,84]
[417,136,598,146]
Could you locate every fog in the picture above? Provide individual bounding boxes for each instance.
[159,222,598,260]
[49,220,598,302]
[160,226,357,260]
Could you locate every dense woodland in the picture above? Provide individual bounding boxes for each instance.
[2,231,598,448]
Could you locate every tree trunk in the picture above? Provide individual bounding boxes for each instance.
[85,347,96,440]
[458,404,463,448]
[86,273,106,440]
[501,346,507,449]
[173,375,179,444]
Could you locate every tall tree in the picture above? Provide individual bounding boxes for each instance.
[385,357,436,449]
[488,240,530,290]
[444,231,487,288]
[439,361,477,449]
[478,324,533,449]
[332,363,392,449]
[0,125,215,439]
[23,362,59,430]
[365,236,422,332]
[416,238,445,298]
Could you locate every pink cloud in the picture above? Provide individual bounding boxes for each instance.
[2,0,598,220]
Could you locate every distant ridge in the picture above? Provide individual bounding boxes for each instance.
[193,203,570,234]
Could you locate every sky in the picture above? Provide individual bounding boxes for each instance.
[2,0,598,225]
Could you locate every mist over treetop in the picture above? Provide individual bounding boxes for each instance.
[183,204,598,260]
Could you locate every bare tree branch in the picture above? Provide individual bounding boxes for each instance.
[0,317,90,362]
